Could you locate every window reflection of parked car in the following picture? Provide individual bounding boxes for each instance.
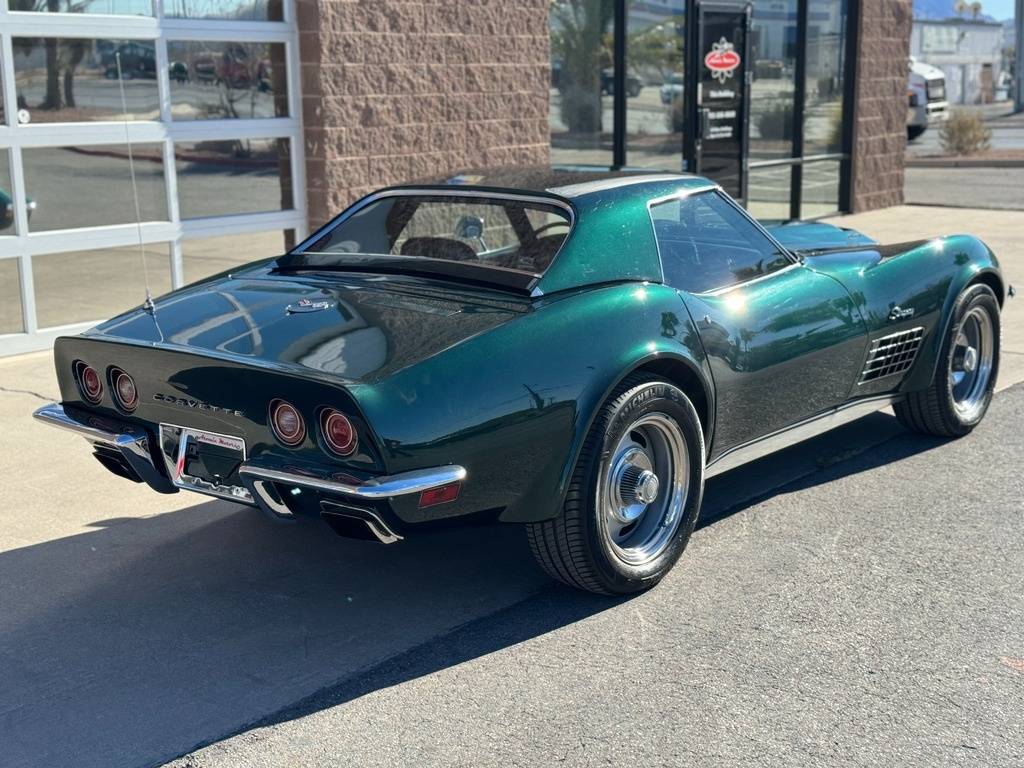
[600,68,643,98]
[1,187,36,230]
[217,46,252,87]
[193,56,217,84]
[256,59,273,93]
[169,61,189,83]
[103,41,156,80]
[754,60,784,79]
[659,72,684,104]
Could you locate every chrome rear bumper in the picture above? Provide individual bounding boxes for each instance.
[33,402,177,493]
[34,403,466,543]
[237,464,467,500]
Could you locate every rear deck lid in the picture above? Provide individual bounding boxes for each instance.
[88,271,526,385]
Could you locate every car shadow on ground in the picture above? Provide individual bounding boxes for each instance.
[0,411,944,768]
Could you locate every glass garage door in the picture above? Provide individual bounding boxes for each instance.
[0,0,307,356]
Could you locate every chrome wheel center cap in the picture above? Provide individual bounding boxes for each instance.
[962,346,977,373]
[634,470,660,504]
[611,449,659,524]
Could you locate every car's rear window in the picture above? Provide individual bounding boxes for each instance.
[284,194,573,276]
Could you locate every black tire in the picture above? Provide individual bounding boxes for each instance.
[526,374,705,595]
[907,124,927,141]
[894,283,1000,437]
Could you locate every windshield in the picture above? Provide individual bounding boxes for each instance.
[282,194,573,277]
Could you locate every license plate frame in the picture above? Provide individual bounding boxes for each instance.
[159,424,253,503]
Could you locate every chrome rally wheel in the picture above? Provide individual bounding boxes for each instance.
[526,375,705,595]
[895,283,1000,437]
[949,305,995,422]
[599,413,689,567]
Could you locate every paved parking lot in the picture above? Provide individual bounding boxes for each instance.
[0,205,1021,767]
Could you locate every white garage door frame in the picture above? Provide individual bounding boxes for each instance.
[0,0,307,356]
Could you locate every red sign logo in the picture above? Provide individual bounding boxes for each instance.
[704,37,740,83]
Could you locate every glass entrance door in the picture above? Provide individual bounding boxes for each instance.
[687,1,751,202]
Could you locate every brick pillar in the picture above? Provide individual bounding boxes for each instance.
[296,0,552,230]
[847,0,913,212]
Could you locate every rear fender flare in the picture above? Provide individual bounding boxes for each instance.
[546,345,714,521]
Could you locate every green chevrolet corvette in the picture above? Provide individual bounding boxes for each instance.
[35,168,1007,594]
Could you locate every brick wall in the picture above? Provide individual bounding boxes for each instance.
[297,0,551,228]
[848,0,913,212]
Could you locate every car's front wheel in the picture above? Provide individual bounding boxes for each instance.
[527,375,705,595]
[895,283,1000,437]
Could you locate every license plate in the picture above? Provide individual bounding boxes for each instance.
[159,424,252,503]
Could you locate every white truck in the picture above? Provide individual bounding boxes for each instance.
[908,57,949,141]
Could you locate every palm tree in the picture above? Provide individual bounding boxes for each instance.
[550,0,614,135]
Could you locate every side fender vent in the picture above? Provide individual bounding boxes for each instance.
[859,327,925,384]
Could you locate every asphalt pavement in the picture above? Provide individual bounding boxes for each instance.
[904,166,1024,210]
[1,359,1021,768]
[172,384,1024,767]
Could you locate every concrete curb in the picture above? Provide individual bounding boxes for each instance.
[906,157,1024,169]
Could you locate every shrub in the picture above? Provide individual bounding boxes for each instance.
[939,109,991,155]
[756,101,793,141]
[665,97,684,133]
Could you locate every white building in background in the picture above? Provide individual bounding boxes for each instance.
[910,17,1007,104]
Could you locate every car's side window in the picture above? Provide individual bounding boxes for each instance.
[649,191,792,293]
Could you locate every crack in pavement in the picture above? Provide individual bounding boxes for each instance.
[0,384,56,402]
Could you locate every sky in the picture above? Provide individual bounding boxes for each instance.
[978,0,1014,20]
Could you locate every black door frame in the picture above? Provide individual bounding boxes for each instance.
[683,0,752,203]
[606,0,854,216]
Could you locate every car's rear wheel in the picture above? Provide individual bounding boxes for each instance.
[894,283,1000,437]
[526,375,705,595]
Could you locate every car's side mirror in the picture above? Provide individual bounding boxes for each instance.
[454,215,485,240]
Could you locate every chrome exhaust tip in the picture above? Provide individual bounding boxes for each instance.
[320,501,403,544]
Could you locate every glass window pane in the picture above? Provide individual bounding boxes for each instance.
[295,196,571,275]
[165,0,283,21]
[33,245,172,328]
[804,0,847,154]
[749,0,797,160]
[800,159,841,217]
[182,230,291,283]
[1,151,16,236]
[549,0,614,167]
[22,144,167,232]
[0,260,25,335]
[175,138,293,219]
[747,164,794,220]
[625,1,684,171]
[651,191,789,293]
[168,41,288,120]
[13,39,159,124]
[9,0,153,15]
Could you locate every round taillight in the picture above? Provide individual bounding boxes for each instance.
[321,409,357,456]
[111,369,139,412]
[269,399,305,446]
[77,363,103,404]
